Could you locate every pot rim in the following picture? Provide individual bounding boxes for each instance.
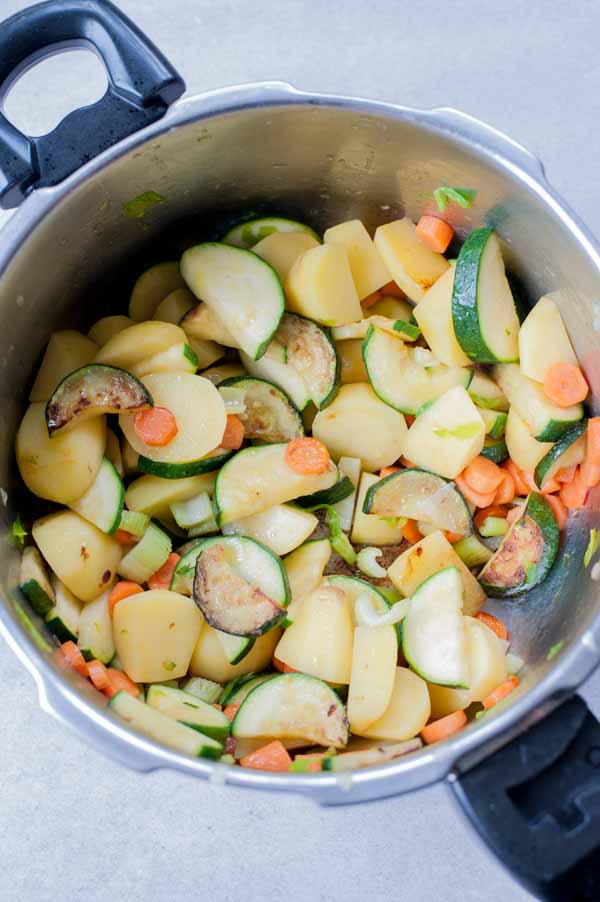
[2,81,600,802]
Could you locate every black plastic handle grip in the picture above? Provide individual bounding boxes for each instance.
[454,695,600,901]
[0,0,186,209]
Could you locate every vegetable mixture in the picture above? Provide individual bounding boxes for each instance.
[14,198,598,774]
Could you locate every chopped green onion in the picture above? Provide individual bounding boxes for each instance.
[584,528,598,568]
[11,514,27,550]
[170,492,213,529]
[434,422,481,440]
[433,186,477,213]
[356,546,386,578]
[478,516,509,538]
[546,640,564,661]
[218,386,246,415]
[393,320,421,341]
[290,758,321,773]
[118,510,150,538]
[453,535,493,569]
[117,522,171,583]
[123,191,166,219]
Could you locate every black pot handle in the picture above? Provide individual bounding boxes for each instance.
[0,0,186,209]
[453,695,600,901]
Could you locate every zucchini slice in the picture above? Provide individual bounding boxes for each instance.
[192,536,289,636]
[129,262,185,322]
[362,325,472,415]
[138,448,233,479]
[78,587,114,663]
[402,566,469,688]
[45,575,82,643]
[219,376,303,443]
[364,468,472,537]
[231,673,349,747]
[215,629,255,665]
[505,407,553,473]
[275,313,339,409]
[19,547,55,617]
[519,295,579,383]
[219,673,276,706]
[180,243,285,360]
[494,363,584,441]
[146,684,230,741]
[181,676,223,704]
[29,330,98,403]
[130,342,198,378]
[46,365,152,434]
[109,690,222,759]
[480,437,509,464]
[214,443,337,526]
[351,472,406,546]
[534,421,586,489]
[451,228,520,363]
[295,475,354,508]
[241,341,311,411]
[477,408,507,439]
[320,738,422,771]
[222,504,318,556]
[120,372,227,473]
[479,492,560,596]
[468,371,508,411]
[69,457,125,534]
[180,302,238,347]
[222,216,319,249]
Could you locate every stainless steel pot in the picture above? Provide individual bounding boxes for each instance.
[1,3,600,898]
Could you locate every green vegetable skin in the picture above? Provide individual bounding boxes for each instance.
[480,437,509,463]
[12,514,27,549]
[123,191,166,219]
[534,420,587,489]
[433,186,477,213]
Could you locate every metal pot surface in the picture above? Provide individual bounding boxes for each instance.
[1,3,600,899]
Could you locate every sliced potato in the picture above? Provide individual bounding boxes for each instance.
[374,217,450,303]
[32,511,122,602]
[336,339,369,384]
[95,321,186,370]
[324,219,390,299]
[359,667,431,740]
[414,267,471,367]
[152,288,195,324]
[29,330,98,402]
[189,618,281,683]
[347,625,397,732]
[285,243,362,326]
[505,407,553,472]
[223,504,318,556]
[129,342,198,378]
[368,296,413,321]
[519,295,578,383]
[113,589,201,681]
[252,231,320,282]
[129,262,185,322]
[125,472,216,519]
[283,538,332,621]
[16,402,105,503]
[88,316,133,347]
[351,472,406,545]
[120,373,226,465]
[180,302,238,347]
[312,383,407,472]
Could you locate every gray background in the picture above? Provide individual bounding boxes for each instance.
[1,1,599,900]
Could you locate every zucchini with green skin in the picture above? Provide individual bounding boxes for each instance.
[222,504,318,556]
[231,673,349,747]
[534,421,586,489]
[364,467,472,537]
[451,228,520,363]
[145,684,230,741]
[69,457,125,534]
[295,475,354,508]
[181,676,222,704]
[222,216,319,249]
[78,587,114,663]
[45,576,82,643]
[180,302,238,347]
[479,492,560,596]
[494,363,583,441]
[274,313,339,410]
[29,330,98,403]
[362,326,472,416]
[481,437,509,463]
[19,547,55,617]
[477,408,507,439]
[214,631,255,666]
[180,243,285,360]
[192,536,289,636]
[46,365,152,434]
[320,738,422,771]
[219,672,276,705]
[219,376,303,443]
[468,371,508,411]
[138,448,233,479]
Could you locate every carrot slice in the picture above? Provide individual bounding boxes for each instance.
[506,505,524,526]
[223,704,240,722]
[380,280,405,299]
[273,656,297,673]
[285,437,330,475]
[560,464,588,509]
[114,528,137,547]
[361,290,382,309]
[108,580,143,617]
[87,659,110,690]
[493,470,515,505]
[475,611,508,641]
[482,675,519,710]
[443,530,464,544]
[521,470,561,496]
[582,417,600,488]
[147,552,181,591]
[455,473,497,509]
[103,668,140,699]
[556,464,578,484]
[133,406,178,446]
[543,362,588,407]
[60,640,88,677]
[240,740,292,772]
[544,493,568,531]
[221,414,245,450]
[400,453,415,464]
[416,215,454,253]
[402,519,422,544]
[474,505,509,531]
[502,459,530,497]
[463,456,504,494]
[380,466,400,478]
[421,710,467,744]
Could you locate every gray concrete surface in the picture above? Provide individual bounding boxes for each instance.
[1,1,600,900]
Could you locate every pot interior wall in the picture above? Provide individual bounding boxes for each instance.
[1,99,599,715]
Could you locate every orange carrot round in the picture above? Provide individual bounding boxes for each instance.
[108,580,143,617]
[502,459,530,497]
[60,640,88,677]
[147,552,181,592]
[543,362,589,407]
[474,504,509,531]
[240,740,292,772]
[133,406,178,446]
[87,659,110,690]
[223,704,240,722]
[544,493,568,531]
[361,290,382,309]
[285,437,330,475]
[582,417,600,488]
[421,709,467,744]
[400,453,415,464]
[380,280,405,298]
[416,215,454,253]
[221,414,245,450]
[493,471,515,505]
[273,657,297,674]
[482,675,519,710]
[463,456,504,494]
[560,465,588,509]
[103,668,140,699]
[455,473,497,509]
[114,528,137,547]
[475,611,508,641]
[443,530,464,544]
[380,466,400,478]
[556,463,578,484]
[402,519,422,544]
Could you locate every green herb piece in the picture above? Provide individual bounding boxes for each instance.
[162,660,176,672]
[11,514,27,550]
[123,191,166,219]
[393,320,421,341]
[434,422,481,440]
[584,528,598,568]
[547,640,564,661]
[433,186,477,213]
